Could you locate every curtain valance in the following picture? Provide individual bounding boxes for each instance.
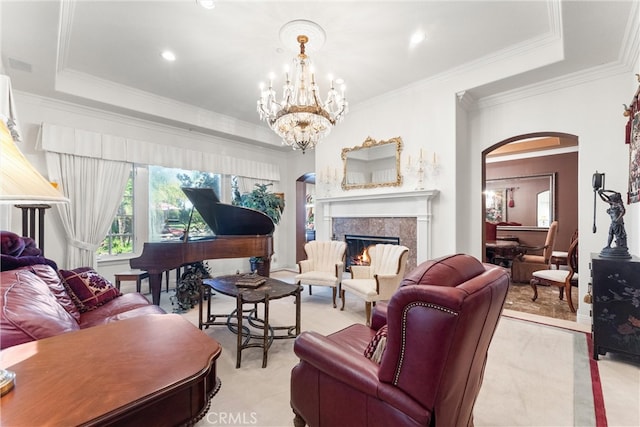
[38,123,280,181]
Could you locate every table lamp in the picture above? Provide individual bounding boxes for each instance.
[0,116,68,396]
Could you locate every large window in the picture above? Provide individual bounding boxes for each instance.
[98,172,134,255]
[149,166,221,241]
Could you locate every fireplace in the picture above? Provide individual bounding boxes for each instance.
[344,234,401,271]
[315,190,438,273]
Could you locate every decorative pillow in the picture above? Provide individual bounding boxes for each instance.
[364,324,388,364]
[59,267,121,312]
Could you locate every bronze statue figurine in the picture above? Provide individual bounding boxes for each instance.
[598,189,631,259]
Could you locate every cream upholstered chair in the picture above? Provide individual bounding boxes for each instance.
[340,244,409,325]
[511,221,558,283]
[295,240,346,308]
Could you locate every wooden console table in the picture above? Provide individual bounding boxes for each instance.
[0,314,221,426]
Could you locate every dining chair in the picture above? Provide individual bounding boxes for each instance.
[550,229,578,269]
[530,237,578,312]
[510,221,558,283]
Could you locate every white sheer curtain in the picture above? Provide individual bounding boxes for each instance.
[46,152,131,269]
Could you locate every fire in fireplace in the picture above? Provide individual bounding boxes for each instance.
[344,234,400,271]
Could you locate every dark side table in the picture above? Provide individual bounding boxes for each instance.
[591,254,640,360]
[200,275,301,368]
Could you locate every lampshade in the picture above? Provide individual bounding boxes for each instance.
[0,119,68,204]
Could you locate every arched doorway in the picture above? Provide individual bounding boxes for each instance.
[482,132,579,321]
[296,173,316,263]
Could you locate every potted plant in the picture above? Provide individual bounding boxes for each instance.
[232,183,285,274]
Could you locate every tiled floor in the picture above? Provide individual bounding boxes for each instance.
[506,280,577,322]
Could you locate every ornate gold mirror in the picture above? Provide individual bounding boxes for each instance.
[485,173,556,229]
[341,136,403,190]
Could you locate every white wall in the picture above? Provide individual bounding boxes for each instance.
[7,92,314,282]
[468,72,637,324]
[315,83,458,261]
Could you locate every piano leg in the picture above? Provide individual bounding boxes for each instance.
[148,272,164,305]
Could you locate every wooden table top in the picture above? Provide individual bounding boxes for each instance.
[0,314,221,426]
[486,240,520,248]
[203,275,301,303]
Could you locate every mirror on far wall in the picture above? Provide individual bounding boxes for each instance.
[485,173,556,229]
[341,136,403,190]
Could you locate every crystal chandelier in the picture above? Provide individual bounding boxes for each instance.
[257,34,348,154]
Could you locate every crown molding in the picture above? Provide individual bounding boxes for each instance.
[473,1,639,111]
[456,90,475,111]
[474,60,632,111]
[619,0,640,70]
[56,0,76,73]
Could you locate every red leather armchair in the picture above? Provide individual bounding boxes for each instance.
[290,254,510,427]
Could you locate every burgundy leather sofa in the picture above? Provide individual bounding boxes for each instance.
[1,263,165,349]
[1,232,164,349]
[290,253,510,427]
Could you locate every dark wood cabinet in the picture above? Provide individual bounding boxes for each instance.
[591,254,640,360]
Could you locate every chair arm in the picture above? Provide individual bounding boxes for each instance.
[298,259,313,273]
[334,262,345,277]
[374,273,402,297]
[293,331,380,396]
[350,265,371,279]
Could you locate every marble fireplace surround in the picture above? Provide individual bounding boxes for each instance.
[315,190,439,272]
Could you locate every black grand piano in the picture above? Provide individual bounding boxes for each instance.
[130,187,275,305]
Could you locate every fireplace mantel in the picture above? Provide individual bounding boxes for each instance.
[315,190,439,263]
[316,190,438,205]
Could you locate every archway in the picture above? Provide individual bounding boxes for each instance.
[481,132,579,320]
[296,173,316,263]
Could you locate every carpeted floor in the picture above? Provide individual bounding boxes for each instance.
[154,272,608,427]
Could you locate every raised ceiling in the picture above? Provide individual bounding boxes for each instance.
[1,0,637,150]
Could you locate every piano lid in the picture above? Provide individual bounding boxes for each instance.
[182,187,275,236]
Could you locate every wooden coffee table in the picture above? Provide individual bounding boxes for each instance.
[200,274,301,368]
[0,314,221,427]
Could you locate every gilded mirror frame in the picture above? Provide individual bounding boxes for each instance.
[341,136,403,190]
[485,172,556,230]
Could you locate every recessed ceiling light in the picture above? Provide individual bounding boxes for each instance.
[409,30,426,48]
[197,0,215,10]
[161,50,176,61]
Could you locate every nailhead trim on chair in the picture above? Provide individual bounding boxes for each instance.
[393,302,459,385]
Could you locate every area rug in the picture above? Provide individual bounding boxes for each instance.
[162,283,606,427]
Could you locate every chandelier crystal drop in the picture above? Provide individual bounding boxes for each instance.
[257,35,348,154]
